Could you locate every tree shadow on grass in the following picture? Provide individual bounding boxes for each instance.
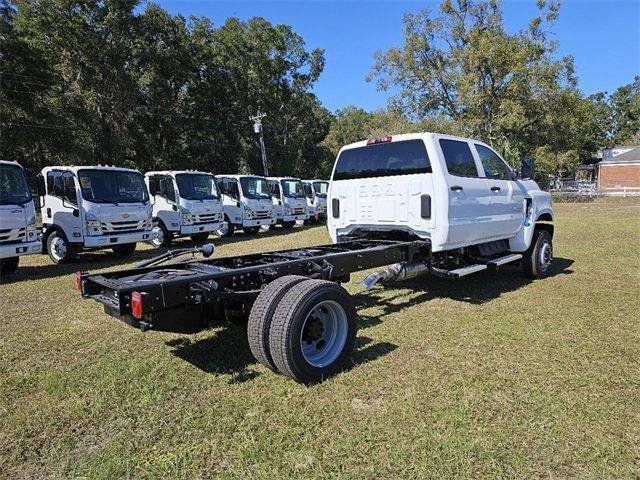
[354,257,574,326]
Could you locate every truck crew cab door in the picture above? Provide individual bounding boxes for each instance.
[439,138,495,246]
[473,143,525,238]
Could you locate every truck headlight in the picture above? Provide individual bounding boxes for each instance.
[85,220,102,236]
[181,209,194,224]
[26,223,38,240]
[244,208,253,218]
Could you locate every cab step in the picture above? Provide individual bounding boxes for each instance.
[431,264,487,279]
[487,253,523,267]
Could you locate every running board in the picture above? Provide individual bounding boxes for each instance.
[487,253,522,267]
[431,264,487,279]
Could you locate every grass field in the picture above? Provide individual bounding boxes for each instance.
[1,198,639,479]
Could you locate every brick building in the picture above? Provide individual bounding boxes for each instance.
[598,146,640,189]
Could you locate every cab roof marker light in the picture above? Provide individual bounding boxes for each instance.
[366,135,392,145]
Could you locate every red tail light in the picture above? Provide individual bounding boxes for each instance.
[75,271,83,291]
[131,291,144,319]
[367,135,392,145]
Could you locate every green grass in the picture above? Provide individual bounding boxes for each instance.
[1,198,639,479]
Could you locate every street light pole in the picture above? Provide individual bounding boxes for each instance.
[251,112,268,176]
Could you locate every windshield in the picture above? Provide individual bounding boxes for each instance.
[280,179,304,198]
[333,139,431,180]
[0,163,31,205]
[176,173,218,200]
[78,169,148,203]
[302,183,314,198]
[240,176,271,200]
[312,181,329,197]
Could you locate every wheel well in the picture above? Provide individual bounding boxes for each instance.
[535,222,554,238]
[537,212,553,222]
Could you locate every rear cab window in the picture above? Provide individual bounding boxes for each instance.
[439,139,480,177]
[332,139,431,180]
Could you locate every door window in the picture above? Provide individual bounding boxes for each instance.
[439,139,479,177]
[475,144,513,180]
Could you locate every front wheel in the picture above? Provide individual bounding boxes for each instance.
[281,221,296,229]
[269,279,358,384]
[522,229,553,278]
[0,256,20,275]
[112,243,136,255]
[190,232,210,242]
[218,220,235,237]
[151,221,171,248]
[47,230,76,264]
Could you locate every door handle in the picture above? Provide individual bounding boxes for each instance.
[490,186,501,192]
[450,185,463,192]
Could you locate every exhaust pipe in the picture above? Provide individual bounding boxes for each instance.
[360,260,431,290]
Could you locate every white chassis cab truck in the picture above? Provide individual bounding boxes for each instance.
[302,179,329,223]
[145,170,225,247]
[79,132,554,384]
[38,166,154,263]
[0,160,41,275]
[216,175,276,236]
[267,177,309,229]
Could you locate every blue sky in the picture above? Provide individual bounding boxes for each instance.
[157,0,640,113]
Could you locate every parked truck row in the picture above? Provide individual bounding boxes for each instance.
[0,162,328,273]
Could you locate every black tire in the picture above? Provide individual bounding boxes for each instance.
[522,229,553,278]
[0,256,20,275]
[190,232,210,242]
[243,226,260,235]
[247,275,309,371]
[151,220,172,248]
[112,243,136,255]
[46,230,76,264]
[269,279,358,384]
[281,221,296,229]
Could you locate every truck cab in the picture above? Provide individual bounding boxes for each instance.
[302,179,329,223]
[267,177,309,229]
[145,170,225,247]
[0,160,41,275]
[216,175,276,236]
[328,133,553,275]
[38,166,154,263]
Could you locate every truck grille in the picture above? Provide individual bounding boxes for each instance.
[253,210,272,219]
[291,207,306,215]
[0,227,26,244]
[101,219,150,234]
[194,213,223,224]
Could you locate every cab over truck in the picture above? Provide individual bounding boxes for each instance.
[78,133,554,384]
[216,175,276,236]
[145,170,226,247]
[302,179,329,224]
[38,166,154,264]
[0,160,41,275]
[267,177,309,228]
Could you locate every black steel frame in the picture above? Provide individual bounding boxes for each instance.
[80,239,431,324]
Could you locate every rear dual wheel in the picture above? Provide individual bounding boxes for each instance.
[249,277,358,383]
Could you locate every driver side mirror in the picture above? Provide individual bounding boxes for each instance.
[520,157,535,180]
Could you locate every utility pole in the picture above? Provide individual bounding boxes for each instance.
[250,112,268,176]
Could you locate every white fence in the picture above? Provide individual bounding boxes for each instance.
[549,179,640,198]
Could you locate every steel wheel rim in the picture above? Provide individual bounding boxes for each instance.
[51,236,67,261]
[152,226,164,246]
[300,300,348,368]
[539,241,552,272]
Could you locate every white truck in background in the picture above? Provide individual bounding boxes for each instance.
[145,170,225,247]
[0,160,41,275]
[302,179,329,224]
[267,177,308,229]
[216,175,276,236]
[328,133,554,279]
[37,166,154,263]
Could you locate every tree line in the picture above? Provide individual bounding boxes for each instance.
[1,0,639,182]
